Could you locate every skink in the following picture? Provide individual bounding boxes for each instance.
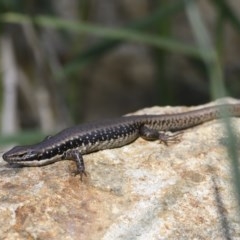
[3,103,240,179]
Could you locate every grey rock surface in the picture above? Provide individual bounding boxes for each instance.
[1,98,240,239]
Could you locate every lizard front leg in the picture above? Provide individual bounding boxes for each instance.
[62,149,87,180]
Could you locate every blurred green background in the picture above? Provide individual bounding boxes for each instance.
[0,0,240,144]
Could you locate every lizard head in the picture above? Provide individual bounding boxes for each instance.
[2,145,40,164]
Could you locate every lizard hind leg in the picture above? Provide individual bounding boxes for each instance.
[139,125,182,146]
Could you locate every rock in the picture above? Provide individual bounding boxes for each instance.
[0,98,240,239]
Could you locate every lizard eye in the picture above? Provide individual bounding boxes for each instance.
[14,150,38,159]
[16,152,27,157]
[26,150,38,158]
